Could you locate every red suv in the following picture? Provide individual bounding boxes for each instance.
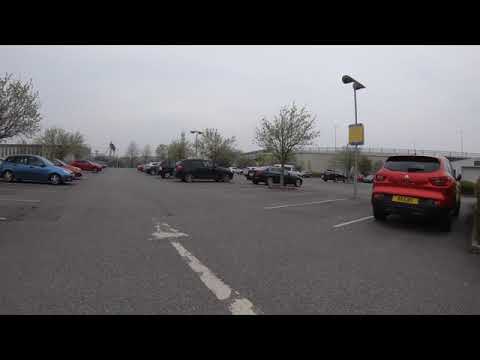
[371,155,461,232]
[70,160,103,172]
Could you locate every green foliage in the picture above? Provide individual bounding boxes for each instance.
[198,128,237,167]
[255,102,320,181]
[36,127,89,160]
[235,155,256,169]
[0,74,42,141]
[477,178,480,239]
[358,156,372,175]
[373,160,384,172]
[331,147,372,176]
[461,180,475,195]
[167,132,192,161]
[155,144,168,160]
[255,152,275,166]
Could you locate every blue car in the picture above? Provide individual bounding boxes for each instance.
[0,154,74,185]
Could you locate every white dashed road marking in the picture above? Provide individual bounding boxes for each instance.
[333,216,374,228]
[264,198,347,210]
[0,198,40,203]
[152,222,259,315]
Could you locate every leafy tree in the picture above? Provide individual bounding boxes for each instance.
[255,152,275,166]
[358,156,372,175]
[0,74,42,141]
[255,102,319,185]
[142,144,152,163]
[236,155,256,168]
[155,144,168,160]
[36,127,89,160]
[197,128,237,167]
[373,160,384,172]
[167,132,192,160]
[330,147,372,177]
[125,141,140,167]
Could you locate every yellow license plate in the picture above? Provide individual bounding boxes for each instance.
[392,195,419,205]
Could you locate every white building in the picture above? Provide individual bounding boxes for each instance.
[451,158,480,182]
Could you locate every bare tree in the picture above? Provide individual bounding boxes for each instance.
[255,102,319,186]
[142,144,152,163]
[198,128,237,166]
[0,74,42,141]
[125,141,140,167]
[155,144,168,160]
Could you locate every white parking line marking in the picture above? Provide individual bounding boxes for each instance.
[170,241,258,315]
[264,198,347,210]
[333,216,374,228]
[151,222,259,314]
[0,217,6,221]
[0,198,40,203]
[151,222,189,240]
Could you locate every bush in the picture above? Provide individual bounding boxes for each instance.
[461,180,475,195]
[476,179,480,240]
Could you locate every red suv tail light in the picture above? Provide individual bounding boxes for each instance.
[429,176,451,186]
[375,174,386,182]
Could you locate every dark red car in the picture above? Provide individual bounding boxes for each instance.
[70,160,103,172]
[371,155,461,232]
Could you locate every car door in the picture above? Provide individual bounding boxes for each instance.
[203,160,217,179]
[27,156,48,182]
[12,156,30,180]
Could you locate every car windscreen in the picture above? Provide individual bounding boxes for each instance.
[384,156,440,173]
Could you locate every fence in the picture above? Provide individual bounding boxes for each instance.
[297,146,480,158]
[0,144,59,159]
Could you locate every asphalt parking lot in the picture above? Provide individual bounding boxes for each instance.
[0,168,479,314]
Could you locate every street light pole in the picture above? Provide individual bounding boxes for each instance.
[353,88,358,199]
[460,129,464,155]
[190,130,203,158]
[342,75,366,200]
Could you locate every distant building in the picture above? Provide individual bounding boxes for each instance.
[451,158,480,182]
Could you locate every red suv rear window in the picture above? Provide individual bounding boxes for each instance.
[384,156,440,173]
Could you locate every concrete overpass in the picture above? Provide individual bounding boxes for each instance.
[244,147,480,173]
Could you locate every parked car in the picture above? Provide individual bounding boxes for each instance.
[0,154,74,185]
[300,170,312,178]
[371,155,461,232]
[229,167,243,174]
[70,160,103,172]
[363,174,375,183]
[52,159,83,178]
[137,164,145,172]
[245,167,264,181]
[321,169,347,182]
[158,160,177,178]
[357,174,364,182]
[95,161,108,169]
[252,166,303,187]
[175,159,233,183]
[144,162,162,175]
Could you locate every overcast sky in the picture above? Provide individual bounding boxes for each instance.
[1,45,479,154]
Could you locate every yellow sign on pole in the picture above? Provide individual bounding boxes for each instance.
[349,123,364,146]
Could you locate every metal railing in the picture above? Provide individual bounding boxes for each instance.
[297,146,480,158]
[0,144,58,158]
